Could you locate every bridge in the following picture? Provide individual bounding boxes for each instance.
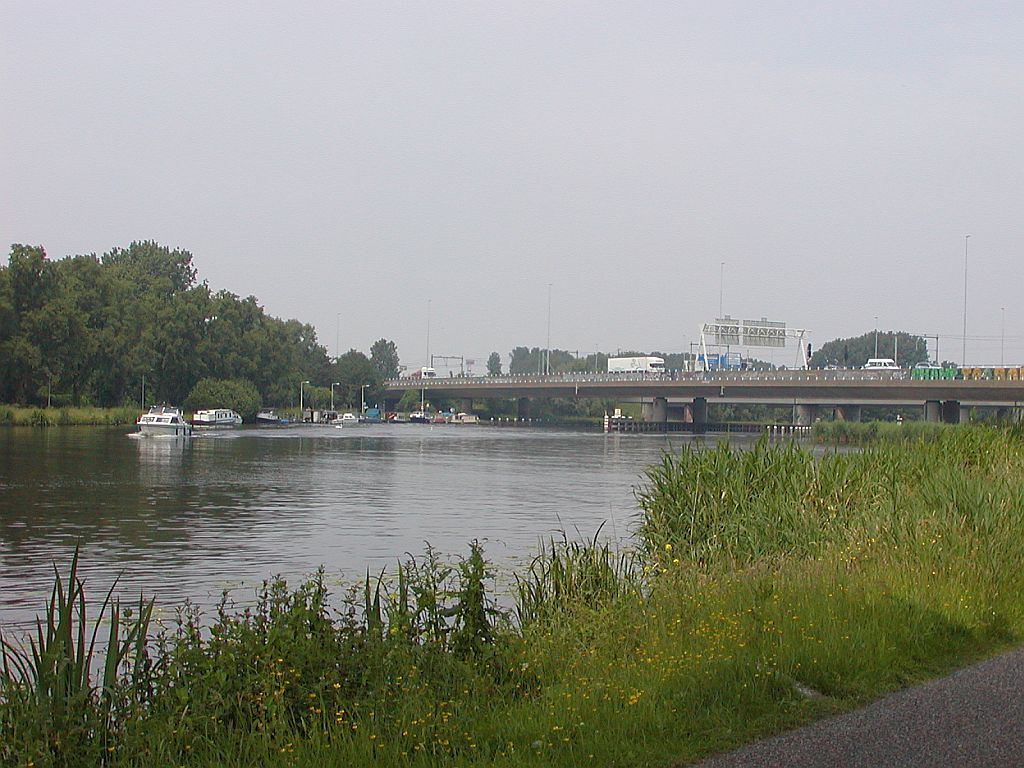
[384,371,1024,426]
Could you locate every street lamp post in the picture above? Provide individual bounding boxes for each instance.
[963,234,970,366]
[331,382,340,411]
[546,283,552,375]
[874,316,879,358]
[335,313,341,362]
[719,261,724,318]
[1001,307,1006,367]
[360,384,368,415]
[299,380,310,421]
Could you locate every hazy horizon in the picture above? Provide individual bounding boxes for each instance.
[3,2,1022,370]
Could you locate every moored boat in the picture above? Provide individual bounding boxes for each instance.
[329,412,359,427]
[136,406,193,437]
[192,408,242,427]
[256,409,284,425]
[409,411,429,424]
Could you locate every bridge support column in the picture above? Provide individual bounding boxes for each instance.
[941,400,962,424]
[667,404,688,422]
[642,397,668,423]
[460,398,473,414]
[516,397,531,421]
[833,405,862,422]
[923,400,941,423]
[795,404,818,427]
[691,397,708,432]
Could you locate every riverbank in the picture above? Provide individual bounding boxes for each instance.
[0,405,144,426]
[2,427,1022,767]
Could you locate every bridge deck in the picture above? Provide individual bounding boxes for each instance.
[386,372,1024,407]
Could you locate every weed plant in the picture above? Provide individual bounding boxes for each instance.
[3,427,1024,767]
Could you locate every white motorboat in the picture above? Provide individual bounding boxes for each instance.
[192,408,242,427]
[136,406,193,437]
[256,409,285,424]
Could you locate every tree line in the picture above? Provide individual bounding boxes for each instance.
[0,242,400,413]
[1,239,935,417]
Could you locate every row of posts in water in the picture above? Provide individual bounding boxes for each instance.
[602,415,812,436]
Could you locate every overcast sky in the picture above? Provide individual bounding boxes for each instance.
[3,1,1022,371]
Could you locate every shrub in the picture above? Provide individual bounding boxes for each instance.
[183,378,262,420]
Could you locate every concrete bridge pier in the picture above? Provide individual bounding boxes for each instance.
[941,400,962,424]
[516,397,531,421]
[459,398,473,414]
[924,400,942,423]
[642,397,668,423]
[691,397,708,432]
[795,404,819,427]
[833,405,862,422]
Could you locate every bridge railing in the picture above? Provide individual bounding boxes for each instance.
[384,369,914,387]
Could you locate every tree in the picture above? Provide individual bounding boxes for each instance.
[334,349,382,408]
[183,378,262,420]
[810,331,929,369]
[0,240,336,407]
[370,338,400,379]
[487,352,502,376]
[509,346,541,374]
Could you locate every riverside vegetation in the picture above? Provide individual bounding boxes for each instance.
[0,406,141,427]
[3,427,1024,767]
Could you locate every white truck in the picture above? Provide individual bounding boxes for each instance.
[607,356,666,374]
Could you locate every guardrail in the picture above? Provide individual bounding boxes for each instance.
[386,370,912,387]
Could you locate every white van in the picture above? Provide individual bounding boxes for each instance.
[863,358,899,370]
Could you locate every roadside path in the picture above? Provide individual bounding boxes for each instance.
[695,647,1024,767]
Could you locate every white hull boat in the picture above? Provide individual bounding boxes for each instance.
[136,406,193,437]
[192,408,242,427]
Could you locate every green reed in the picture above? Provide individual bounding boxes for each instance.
[0,545,154,765]
[0,406,141,427]
[810,419,951,445]
[514,526,643,627]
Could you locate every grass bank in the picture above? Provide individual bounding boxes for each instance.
[3,427,1023,767]
[0,405,140,427]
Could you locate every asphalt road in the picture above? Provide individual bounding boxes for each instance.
[695,647,1024,767]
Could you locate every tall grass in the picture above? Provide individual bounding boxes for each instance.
[0,546,154,765]
[810,419,950,445]
[4,427,1024,766]
[0,406,140,426]
[514,526,643,626]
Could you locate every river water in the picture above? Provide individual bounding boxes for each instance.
[0,424,731,632]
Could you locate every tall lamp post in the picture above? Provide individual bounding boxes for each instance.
[874,316,879,358]
[962,234,970,366]
[719,261,724,317]
[331,382,340,411]
[546,283,552,375]
[360,384,369,415]
[1001,307,1006,367]
[299,380,310,421]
